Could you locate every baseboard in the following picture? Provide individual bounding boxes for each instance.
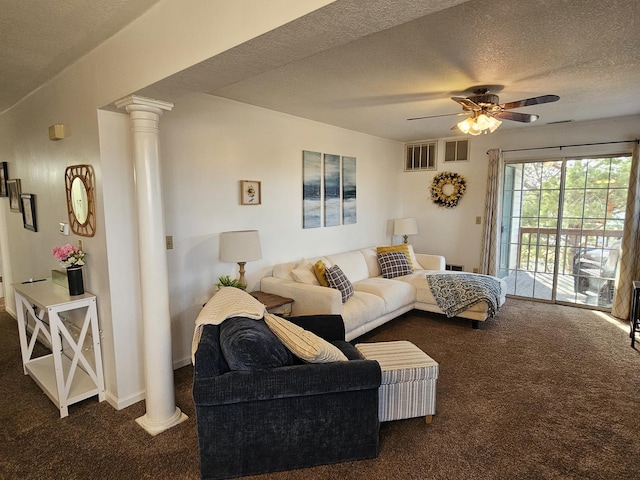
[173,355,192,369]
[106,389,145,410]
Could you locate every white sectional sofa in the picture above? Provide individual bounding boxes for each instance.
[260,246,506,341]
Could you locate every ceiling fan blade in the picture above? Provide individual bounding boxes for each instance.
[501,94,560,110]
[495,111,539,123]
[407,112,465,121]
[451,96,479,110]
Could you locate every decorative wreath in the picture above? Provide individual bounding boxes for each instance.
[430,171,467,208]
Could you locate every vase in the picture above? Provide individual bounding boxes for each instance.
[66,266,84,296]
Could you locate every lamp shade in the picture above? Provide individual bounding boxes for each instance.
[219,230,262,262]
[393,217,418,236]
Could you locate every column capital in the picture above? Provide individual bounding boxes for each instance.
[114,95,174,114]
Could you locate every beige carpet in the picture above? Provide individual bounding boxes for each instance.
[1,298,639,479]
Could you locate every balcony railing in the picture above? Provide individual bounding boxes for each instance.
[516,227,623,274]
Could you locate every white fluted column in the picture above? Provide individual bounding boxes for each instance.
[115,94,187,435]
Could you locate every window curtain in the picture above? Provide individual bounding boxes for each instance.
[480,148,503,276]
[611,142,640,320]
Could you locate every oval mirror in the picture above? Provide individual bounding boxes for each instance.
[71,177,88,224]
[65,165,96,237]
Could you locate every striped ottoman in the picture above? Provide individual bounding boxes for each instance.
[355,341,439,424]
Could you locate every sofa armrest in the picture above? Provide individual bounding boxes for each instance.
[193,358,381,406]
[261,277,343,315]
[415,253,446,270]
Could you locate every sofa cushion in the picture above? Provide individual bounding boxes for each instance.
[396,271,492,313]
[272,261,298,281]
[376,244,414,270]
[313,260,330,287]
[360,247,382,278]
[219,317,294,371]
[325,250,370,283]
[341,291,386,332]
[325,264,354,303]
[378,251,413,279]
[264,314,348,363]
[407,245,423,269]
[354,278,416,312]
[291,259,320,285]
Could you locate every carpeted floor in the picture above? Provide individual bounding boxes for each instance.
[2,298,640,479]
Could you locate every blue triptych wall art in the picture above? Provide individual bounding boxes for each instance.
[302,150,357,229]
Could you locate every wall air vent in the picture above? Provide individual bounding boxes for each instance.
[405,141,436,171]
[444,139,469,162]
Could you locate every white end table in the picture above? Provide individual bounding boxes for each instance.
[14,279,105,417]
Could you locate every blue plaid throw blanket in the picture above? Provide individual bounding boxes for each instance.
[426,273,501,318]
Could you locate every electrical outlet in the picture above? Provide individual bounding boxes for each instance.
[166,235,173,250]
[475,216,481,224]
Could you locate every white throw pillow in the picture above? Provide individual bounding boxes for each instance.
[291,258,320,285]
[264,314,348,363]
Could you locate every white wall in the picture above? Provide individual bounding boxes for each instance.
[400,116,640,273]
[0,0,337,409]
[158,93,403,366]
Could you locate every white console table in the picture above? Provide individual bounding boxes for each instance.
[14,280,105,418]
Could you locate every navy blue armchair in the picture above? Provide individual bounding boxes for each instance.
[193,314,381,480]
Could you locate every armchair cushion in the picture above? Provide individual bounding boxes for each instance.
[219,316,293,371]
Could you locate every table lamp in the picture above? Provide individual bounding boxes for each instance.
[393,217,418,244]
[219,230,262,288]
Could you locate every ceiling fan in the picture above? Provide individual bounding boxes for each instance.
[407,87,560,135]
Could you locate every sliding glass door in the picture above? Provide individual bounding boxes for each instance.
[500,155,631,310]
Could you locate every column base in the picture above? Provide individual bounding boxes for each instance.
[136,407,188,436]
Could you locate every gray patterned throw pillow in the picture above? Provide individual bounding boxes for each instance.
[378,251,412,279]
[325,264,354,303]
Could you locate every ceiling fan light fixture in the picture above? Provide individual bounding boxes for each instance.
[456,113,502,135]
[456,116,475,134]
[487,115,502,133]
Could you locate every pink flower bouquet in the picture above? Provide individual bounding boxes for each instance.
[52,244,85,268]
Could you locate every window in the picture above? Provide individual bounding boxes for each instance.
[405,142,436,171]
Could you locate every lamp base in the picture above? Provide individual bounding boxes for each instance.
[402,235,409,244]
[237,261,247,288]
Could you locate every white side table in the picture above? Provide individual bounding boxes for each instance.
[14,279,105,418]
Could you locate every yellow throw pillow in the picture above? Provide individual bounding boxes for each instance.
[313,260,330,287]
[376,244,414,270]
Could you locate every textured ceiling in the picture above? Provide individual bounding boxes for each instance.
[0,0,161,113]
[206,0,640,141]
[140,0,640,142]
[2,0,639,142]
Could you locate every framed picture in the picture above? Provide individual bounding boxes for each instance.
[324,154,340,227]
[21,193,37,232]
[0,162,8,197]
[240,180,261,205]
[7,179,21,212]
[302,150,321,228]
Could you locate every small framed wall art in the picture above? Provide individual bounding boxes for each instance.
[0,162,8,197]
[7,179,21,212]
[21,193,37,232]
[240,180,261,205]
